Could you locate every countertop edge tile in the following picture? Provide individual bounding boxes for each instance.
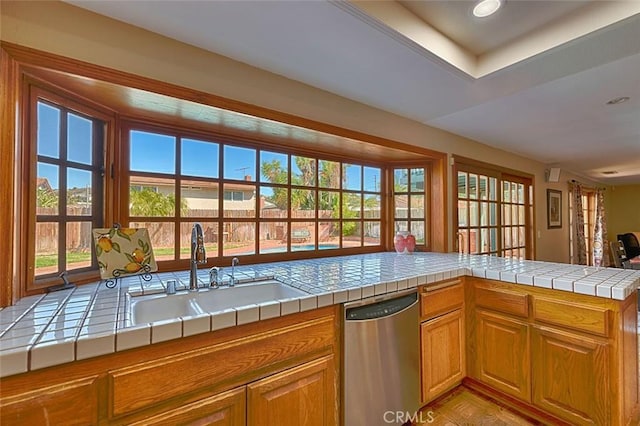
[151,319,183,343]
[182,314,212,337]
[0,346,30,377]
[76,331,115,360]
[30,338,75,371]
[116,324,151,352]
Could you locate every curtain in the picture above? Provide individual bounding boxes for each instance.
[571,182,587,265]
[593,188,608,267]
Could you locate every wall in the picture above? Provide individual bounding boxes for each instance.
[0,1,606,262]
[607,185,640,241]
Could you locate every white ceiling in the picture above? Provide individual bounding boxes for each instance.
[67,0,640,184]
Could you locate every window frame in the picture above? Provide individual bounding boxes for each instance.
[22,84,115,292]
[390,164,432,251]
[119,121,389,268]
[3,44,447,302]
[454,157,534,259]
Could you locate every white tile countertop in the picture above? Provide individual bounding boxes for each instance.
[1,252,639,378]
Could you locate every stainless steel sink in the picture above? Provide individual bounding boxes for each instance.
[126,279,307,326]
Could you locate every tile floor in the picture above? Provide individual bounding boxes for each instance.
[417,387,539,425]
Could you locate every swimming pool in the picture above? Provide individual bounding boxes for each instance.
[260,244,339,254]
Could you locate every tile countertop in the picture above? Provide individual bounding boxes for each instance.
[1,252,639,378]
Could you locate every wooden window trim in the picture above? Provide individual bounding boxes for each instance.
[390,163,432,251]
[120,122,391,270]
[454,156,535,259]
[21,84,116,293]
[1,42,447,304]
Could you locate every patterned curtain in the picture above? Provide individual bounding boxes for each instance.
[571,182,587,265]
[593,188,608,267]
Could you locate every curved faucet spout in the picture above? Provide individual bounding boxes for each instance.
[190,223,207,291]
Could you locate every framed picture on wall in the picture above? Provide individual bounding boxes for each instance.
[547,189,562,229]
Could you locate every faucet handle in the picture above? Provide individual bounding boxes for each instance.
[229,257,239,287]
[209,267,222,288]
[166,280,177,295]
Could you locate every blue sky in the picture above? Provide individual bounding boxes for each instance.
[37,102,93,190]
[37,107,380,192]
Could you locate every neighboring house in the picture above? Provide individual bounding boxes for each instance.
[36,177,52,192]
[130,175,261,213]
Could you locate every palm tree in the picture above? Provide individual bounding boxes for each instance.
[129,187,187,241]
[130,188,176,217]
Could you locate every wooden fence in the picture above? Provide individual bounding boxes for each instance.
[35,207,381,253]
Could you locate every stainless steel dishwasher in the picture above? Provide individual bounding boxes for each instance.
[343,289,420,426]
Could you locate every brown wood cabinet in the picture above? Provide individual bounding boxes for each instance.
[128,387,246,426]
[419,280,465,403]
[420,309,465,403]
[531,325,609,425]
[475,309,530,401]
[0,376,99,426]
[465,277,639,426]
[248,355,336,426]
[0,306,339,426]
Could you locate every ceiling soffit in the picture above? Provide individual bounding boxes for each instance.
[345,1,640,78]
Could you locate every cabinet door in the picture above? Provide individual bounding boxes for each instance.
[475,309,530,401]
[532,326,609,425]
[127,386,245,426]
[0,376,98,426]
[421,309,465,403]
[247,355,336,426]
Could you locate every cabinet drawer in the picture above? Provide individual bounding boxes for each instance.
[108,315,335,418]
[0,376,98,426]
[420,280,463,320]
[475,286,529,318]
[533,297,610,337]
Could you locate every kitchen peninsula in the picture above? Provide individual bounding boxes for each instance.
[1,253,639,425]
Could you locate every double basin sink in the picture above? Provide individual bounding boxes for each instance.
[126,279,308,326]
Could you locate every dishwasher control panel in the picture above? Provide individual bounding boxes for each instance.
[345,292,417,320]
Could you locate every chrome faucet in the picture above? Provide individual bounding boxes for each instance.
[190,223,207,291]
[230,257,239,287]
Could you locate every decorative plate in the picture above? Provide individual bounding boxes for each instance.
[92,227,157,280]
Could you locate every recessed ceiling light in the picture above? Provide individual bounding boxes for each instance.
[606,96,630,105]
[473,0,502,18]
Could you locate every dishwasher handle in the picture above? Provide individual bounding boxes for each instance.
[345,291,417,321]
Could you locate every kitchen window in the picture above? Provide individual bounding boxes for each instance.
[28,93,106,287]
[7,49,444,301]
[124,125,383,263]
[392,167,429,249]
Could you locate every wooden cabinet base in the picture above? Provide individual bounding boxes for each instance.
[0,306,339,425]
[465,278,639,426]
